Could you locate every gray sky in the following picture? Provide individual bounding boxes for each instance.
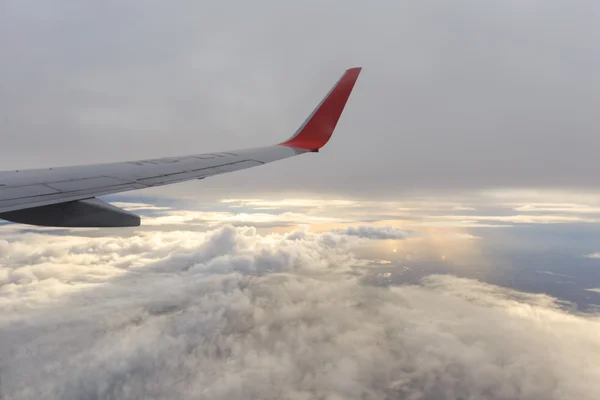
[1,0,600,198]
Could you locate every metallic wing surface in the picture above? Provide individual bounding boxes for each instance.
[0,67,362,227]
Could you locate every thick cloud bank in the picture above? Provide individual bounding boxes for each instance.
[1,226,600,399]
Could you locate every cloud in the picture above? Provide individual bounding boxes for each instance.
[435,214,598,225]
[140,209,342,228]
[221,199,358,209]
[537,270,572,278]
[110,202,173,212]
[338,225,410,240]
[128,193,600,232]
[1,223,600,399]
[514,203,600,214]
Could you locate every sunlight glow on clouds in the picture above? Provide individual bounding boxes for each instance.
[435,214,597,224]
[221,198,358,209]
[216,192,600,230]
[1,218,600,399]
[142,210,342,227]
[513,203,600,214]
[3,197,600,399]
[110,202,173,212]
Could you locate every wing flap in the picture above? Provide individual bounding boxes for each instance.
[0,184,60,201]
[45,176,130,192]
[134,160,264,186]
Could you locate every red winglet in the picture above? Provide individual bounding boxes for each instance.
[279,67,362,151]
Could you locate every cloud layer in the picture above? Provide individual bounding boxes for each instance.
[1,222,600,399]
[339,225,410,239]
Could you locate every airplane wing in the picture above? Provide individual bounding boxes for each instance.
[0,67,362,227]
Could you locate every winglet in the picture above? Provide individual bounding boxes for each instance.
[279,67,362,151]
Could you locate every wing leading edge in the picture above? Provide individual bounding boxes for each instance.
[0,67,362,227]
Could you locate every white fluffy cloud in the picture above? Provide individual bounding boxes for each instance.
[1,222,600,399]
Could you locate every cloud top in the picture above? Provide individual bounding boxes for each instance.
[1,224,600,399]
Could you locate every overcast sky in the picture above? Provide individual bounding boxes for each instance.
[1,0,599,198]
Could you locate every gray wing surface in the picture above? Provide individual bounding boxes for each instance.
[0,67,361,227]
